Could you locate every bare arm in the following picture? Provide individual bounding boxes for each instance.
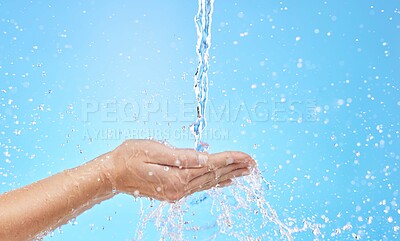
[0,157,114,241]
[0,139,256,241]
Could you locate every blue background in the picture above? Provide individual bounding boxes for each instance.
[0,0,399,240]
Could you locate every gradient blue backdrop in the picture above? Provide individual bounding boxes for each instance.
[0,0,399,240]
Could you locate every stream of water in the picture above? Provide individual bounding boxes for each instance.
[133,1,323,240]
[190,0,214,152]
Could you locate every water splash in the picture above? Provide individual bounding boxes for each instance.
[190,0,214,152]
[134,169,322,241]
[133,1,323,240]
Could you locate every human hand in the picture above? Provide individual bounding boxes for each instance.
[102,139,256,202]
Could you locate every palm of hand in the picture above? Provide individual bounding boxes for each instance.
[110,140,255,202]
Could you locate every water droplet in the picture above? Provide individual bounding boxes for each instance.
[69,218,78,226]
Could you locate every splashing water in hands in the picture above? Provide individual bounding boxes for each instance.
[103,139,256,202]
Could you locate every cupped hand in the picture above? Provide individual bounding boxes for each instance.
[104,139,256,202]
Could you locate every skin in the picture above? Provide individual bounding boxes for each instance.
[0,139,256,241]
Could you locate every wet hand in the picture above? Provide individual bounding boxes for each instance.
[103,139,256,202]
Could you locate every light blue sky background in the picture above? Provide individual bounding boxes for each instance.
[1,0,399,240]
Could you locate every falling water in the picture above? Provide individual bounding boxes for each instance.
[134,1,323,240]
[134,168,323,240]
[190,0,214,152]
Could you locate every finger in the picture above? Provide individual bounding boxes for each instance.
[170,148,209,168]
[157,148,255,169]
[185,161,251,183]
[184,179,233,198]
[186,179,233,198]
[142,141,208,168]
[185,165,250,192]
[216,179,233,188]
[207,151,256,170]
[181,152,256,182]
[140,140,256,169]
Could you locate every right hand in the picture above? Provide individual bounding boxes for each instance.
[103,139,256,202]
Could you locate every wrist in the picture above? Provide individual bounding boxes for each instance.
[90,154,119,197]
[95,140,141,196]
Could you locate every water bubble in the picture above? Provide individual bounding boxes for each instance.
[312,226,321,236]
[352,233,361,240]
[239,32,248,37]
[69,218,78,226]
[237,12,244,18]
[343,223,352,231]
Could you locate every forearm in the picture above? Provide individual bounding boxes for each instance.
[0,139,256,240]
[0,154,115,241]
